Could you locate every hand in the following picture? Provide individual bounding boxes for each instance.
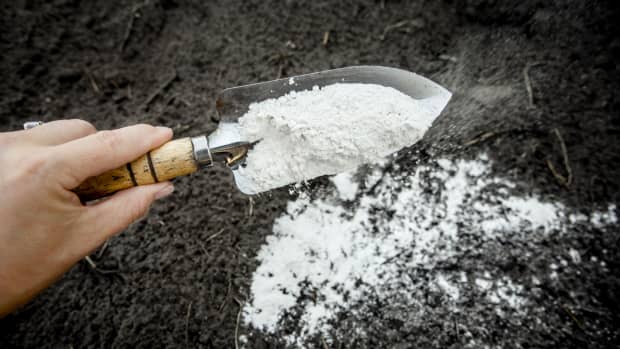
[0,120,175,317]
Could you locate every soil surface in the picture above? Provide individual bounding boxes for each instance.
[1,0,619,348]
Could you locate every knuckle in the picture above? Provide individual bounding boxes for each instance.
[20,154,51,178]
[95,130,122,151]
[46,151,82,188]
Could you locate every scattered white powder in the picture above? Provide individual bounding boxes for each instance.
[550,270,559,280]
[568,206,616,227]
[487,277,526,310]
[233,83,449,194]
[330,172,359,201]
[435,274,460,300]
[590,204,617,227]
[475,277,493,291]
[568,212,588,224]
[243,154,618,346]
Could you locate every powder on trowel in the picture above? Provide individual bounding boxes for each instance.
[233,83,448,194]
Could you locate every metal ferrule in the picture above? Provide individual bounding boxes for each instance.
[191,135,213,168]
[191,135,252,169]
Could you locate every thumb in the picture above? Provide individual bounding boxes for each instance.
[78,182,174,249]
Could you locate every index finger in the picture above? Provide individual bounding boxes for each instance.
[52,124,173,189]
[26,119,97,146]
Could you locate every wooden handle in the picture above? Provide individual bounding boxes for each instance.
[73,137,198,201]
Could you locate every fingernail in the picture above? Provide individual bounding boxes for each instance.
[155,183,174,200]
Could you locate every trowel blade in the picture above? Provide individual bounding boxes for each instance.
[207,66,451,194]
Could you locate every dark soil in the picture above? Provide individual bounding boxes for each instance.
[1,0,619,348]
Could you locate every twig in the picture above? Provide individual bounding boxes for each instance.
[234,298,243,349]
[248,197,254,217]
[380,19,424,40]
[83,69,101,94]
[185,302,192,348]
[462,127,549,148]
[321,337,330,349]
[381,20,409,40]
[322,31,330,47]
[546,160,564,185]
[97,239,110,259]
[464,131,496,146]
[143,68,178,108]
[95,268,125,278]
[196,239,209,256]
[84,255,97,269]
[218,272,233,312]
[523,62,542,108]
[439,54,458,63]
[561,304,586,334]
[84,255,125,280]
[82,255,126,281]
[555,128,573,186]
[577,305,606,316]
[120,1,150,52]
[205,228,226,244]
[546,128,572,188]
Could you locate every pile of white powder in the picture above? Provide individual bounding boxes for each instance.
[232,83,448,194]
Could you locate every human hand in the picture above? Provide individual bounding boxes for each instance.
[0,120,175,317]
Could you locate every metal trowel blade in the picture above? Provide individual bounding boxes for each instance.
[208,66,452,193]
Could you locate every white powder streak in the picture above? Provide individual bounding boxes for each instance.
[233,83,447,194]
[243,154,618,345]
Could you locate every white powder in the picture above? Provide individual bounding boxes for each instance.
[232,83,449,194]
[568,248,581,264]
[242,154,618,346]
[330,172,359,201]
[435,274,460,300]
[475,278,493,291]
[487,277,527,312]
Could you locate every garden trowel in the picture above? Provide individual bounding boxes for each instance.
[73,66,451,201]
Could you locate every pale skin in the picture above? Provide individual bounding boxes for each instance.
[0,120,175,317]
